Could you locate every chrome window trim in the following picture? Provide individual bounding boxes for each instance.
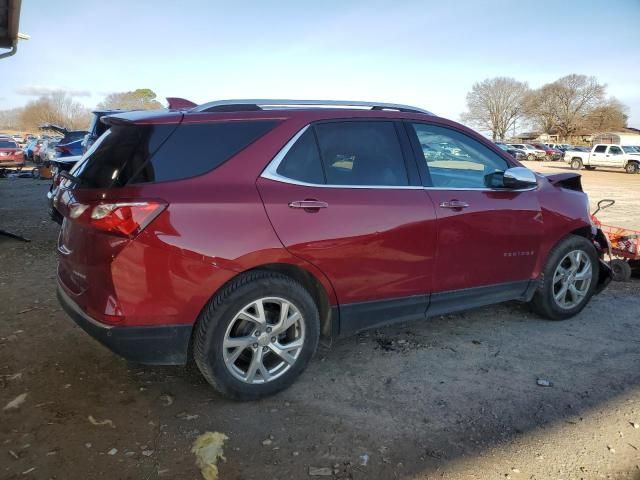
[260,125,538,193]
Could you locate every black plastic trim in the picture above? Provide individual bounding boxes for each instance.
[57,286,192,365]
[427,281,531,317]
[337,280,535,336]
[338,295,428,336]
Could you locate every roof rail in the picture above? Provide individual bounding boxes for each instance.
[192,99,433,115]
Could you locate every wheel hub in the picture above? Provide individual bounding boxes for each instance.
[222,297,305,385]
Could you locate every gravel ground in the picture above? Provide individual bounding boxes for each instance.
[1,173,639,480]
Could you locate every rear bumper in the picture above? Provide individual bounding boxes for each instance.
[57,285,192,365]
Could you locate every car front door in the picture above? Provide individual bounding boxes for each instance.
[257,120,437,335]
[605,145,625,167]
[589,145,608,166]
[405,121,543,315]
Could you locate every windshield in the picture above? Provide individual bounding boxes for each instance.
[623,145,639,153]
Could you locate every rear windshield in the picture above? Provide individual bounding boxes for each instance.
[60,131,88,144]
[0,140,17,148]
[72,120,278,188]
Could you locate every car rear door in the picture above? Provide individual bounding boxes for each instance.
[257,120,437,335]
[405,121,543,314]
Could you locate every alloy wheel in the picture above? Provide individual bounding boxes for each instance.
[552,250,593,309]
[222,297,305,384]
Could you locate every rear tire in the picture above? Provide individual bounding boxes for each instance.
[570,158,583,170]
[625,162,639,174]
[610,259,632,282]
[530,235,599,320]
[193,271,320,400]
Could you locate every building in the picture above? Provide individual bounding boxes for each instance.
[592,129,640,146]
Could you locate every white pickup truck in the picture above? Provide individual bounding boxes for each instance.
[565,144,640,174]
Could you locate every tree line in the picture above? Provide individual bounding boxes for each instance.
[460,74,628,141]
[0,89,164,132]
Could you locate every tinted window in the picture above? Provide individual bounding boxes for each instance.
[314,121,408,186]
[608,146,622,155]
[594,145,607,153]
[60,131,87,144]
[73,121,278,188]
[276,129,324,184]
[0,140,17,148]
[411,123,509,189]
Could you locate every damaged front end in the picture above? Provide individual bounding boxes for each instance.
[592,226,613,294]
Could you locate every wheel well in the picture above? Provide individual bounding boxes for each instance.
[570,226,592,240]
[248,263,334,343]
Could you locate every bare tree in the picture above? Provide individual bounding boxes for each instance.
[583,97,628,132]
[0,108,22,130]
[19,92,91,131]
[461,77,529,140]
[524,74,611,140]
[98,88,163,110]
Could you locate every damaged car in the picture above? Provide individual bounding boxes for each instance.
[53,99,612,400]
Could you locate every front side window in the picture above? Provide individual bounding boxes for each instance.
[314,121,408,186]
[594,145,607,153]
[608,146,622,155]
[411,123,510,189]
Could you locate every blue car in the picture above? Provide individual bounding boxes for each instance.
[23,138,42,161]
[38,124,87,160]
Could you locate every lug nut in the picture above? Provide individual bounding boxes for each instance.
[266,327,272,333]
[252,343,258,348]
[262,346,269,352]
[254,331,261,336]
[271,337,276,343]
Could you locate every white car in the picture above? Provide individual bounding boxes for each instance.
[564,144,640,174]
[508,143,546,161]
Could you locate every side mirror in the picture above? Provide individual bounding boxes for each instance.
[503,167,537,189]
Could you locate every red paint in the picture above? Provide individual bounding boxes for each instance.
[56,107,593,331]
[0,147,24,166]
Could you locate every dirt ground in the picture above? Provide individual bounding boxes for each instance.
[1,164,639,480]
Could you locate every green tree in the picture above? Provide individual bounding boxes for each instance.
[98,88,163,110]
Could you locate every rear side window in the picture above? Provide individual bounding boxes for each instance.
[594,145,607,153]
[276,129,325,184]
[0,140,17,148]
[73,121,278,188]
[314,121,408,186]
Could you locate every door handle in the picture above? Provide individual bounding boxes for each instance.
[288,200,329,211]
[439,200,469,210]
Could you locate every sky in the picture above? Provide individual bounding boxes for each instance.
[1,0,639,128]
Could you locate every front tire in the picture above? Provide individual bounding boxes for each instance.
[527,153,535,162]
[570,158,583,170]
[193,271,320,400]
[530,235,599,320]
[625,162,639,174]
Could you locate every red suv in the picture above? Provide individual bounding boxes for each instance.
[55,100,612,400]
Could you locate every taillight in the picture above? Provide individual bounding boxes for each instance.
[67,200,167,237]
